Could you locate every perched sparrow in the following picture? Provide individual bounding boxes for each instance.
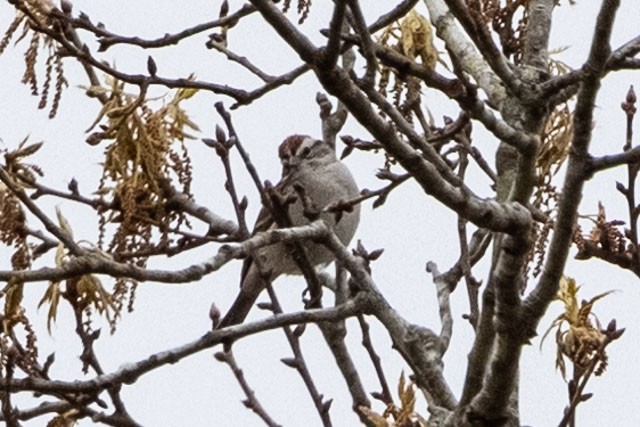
[218,135,360,327]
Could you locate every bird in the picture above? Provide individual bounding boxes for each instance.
[218,135,360,327]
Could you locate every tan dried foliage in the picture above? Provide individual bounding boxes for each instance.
[399,10,438,71]
[37,209,118,333]
[522,104,572,289]
[376,9,437,123]
[541,276,614,379]
[0,139,44,326]
[85,76,197,314]
[361,372,427,427]
[0,1,68,118]
[46,410,80,427]
[538,104,573,180]
[525,47,575,289]
[0,308,40,386]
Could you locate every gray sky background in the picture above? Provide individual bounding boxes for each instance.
[1,1,639,426]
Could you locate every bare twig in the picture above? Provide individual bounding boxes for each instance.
[215,348,281,427]
[345,0,377,86]
[0,301,366,396]
[322,0,347,69]
[317,320,372,424]
[203,133,249,237]
[558,322,625,427]
[264,285,334,427]
[0,166,81,255]
[206,40,276,83]
[68,300,135,422]
[61,4,257,50]
[358,315,393,405]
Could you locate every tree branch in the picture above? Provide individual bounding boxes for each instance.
[422,0,508,109]
[0,221,329,284]
[0,300,366,395]
[524,0,621,334]
[60,4,257,50]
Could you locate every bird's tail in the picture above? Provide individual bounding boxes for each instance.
[217,266,266,328]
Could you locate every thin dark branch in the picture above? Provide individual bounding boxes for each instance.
[588,146,640,173]
[345,0,377,86]
[453,137,481,328]
[215,349,281,427]
[357,315,393,405]
[160,180,240,236]
[0,301,366,395]
[231,64,311,109]
[317,321,372,424]
[69,301,134,422]
[368,0,418,33]
[0,401,72,422]
[340,172,410,210]
[557,328,624,427]
[206,41,276,83]
[436,228,492,294]
[263,285,334,427]
[203,137,250,237]
[248,0,320,65]
[29,9,304,108]
[607,35,640,70]
[0,166,81,256]
[540,35,640,99]
[322,0,347,69]
[29,179,109,210]
[214,102,266,197]
[61,4,257,50]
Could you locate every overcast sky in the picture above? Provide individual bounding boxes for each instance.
[1,1,639,426]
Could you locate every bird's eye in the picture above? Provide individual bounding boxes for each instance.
[300,146,312,158]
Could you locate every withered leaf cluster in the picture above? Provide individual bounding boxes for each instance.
[0,0,67,118]
[542,276,615,379]
[85,78,199,317]
[376,10,438,122]
[574,202,630,260]
[360,372,427,427]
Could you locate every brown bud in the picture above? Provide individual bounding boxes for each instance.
[627,85,636,104]
[209,303,221,329]
[61,0,73,14]
[147,56,157,77]
[219,0,229,17]
[239,196,248,210]
[68,178,79,195]
[215,124,226,143]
